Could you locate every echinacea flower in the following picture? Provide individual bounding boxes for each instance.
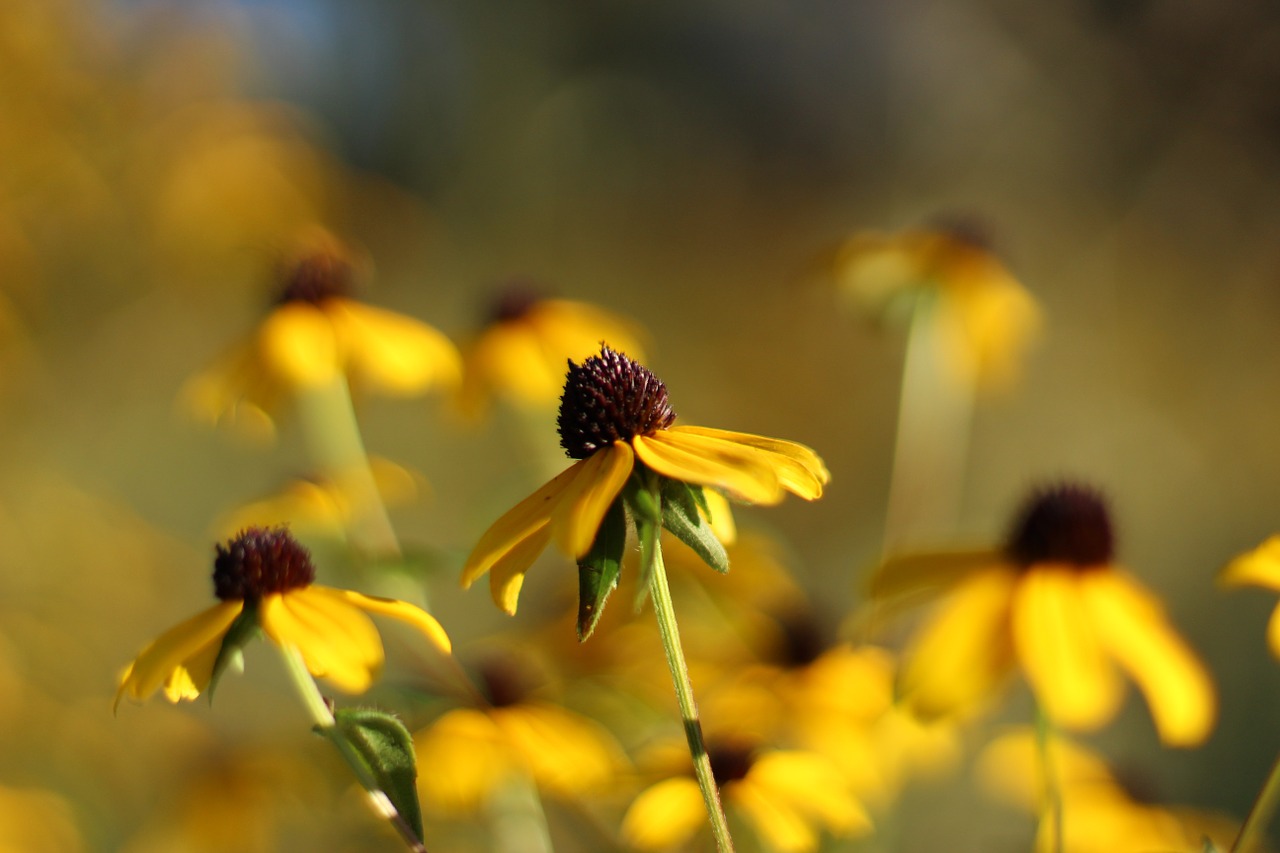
[871,483,1215,746]
[621,737,871,853]
[115,527,451,710]
[834,221,1041,392]
[182,229,461,436]
[456,282,648,418]
[460,345,829,618]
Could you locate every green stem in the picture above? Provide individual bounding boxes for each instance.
[642,519,736,853]
[490,774,556,853]
[1035,706,1065,853]
[1231,749,1280,853]
[294,375,402,559]
[279,645,428,853]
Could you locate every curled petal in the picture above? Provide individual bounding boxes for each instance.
[261,588,384,694]
[633,431,782,505]
[115,601,244,710]
[1012,567,1122,731]
[621,778,707,851]
[669,425,830,499]
[549,442,633,558]
[1082,570,1216,746]
[339,588,453,655]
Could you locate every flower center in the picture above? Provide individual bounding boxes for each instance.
[557,345,676,459]
[277,245,354,305]
[477,655,539,708]
[486,280,542,325]
[770,613,826,669]
[212,527,316,601]
[707,740,756,787]
[1005,483,1114,569]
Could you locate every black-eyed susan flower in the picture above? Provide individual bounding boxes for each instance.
[413,651,626,815]
[834,220,1042,392]
[872,483,1215,746]
[621,736,871,853]
[182,229,461,436]
[460,344,829,620]
[456,281,648,418]
[115,527,451,710]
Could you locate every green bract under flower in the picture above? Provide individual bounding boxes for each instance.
[460,345,830,631]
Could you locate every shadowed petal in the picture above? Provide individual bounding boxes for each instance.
[1082,570,1216,746]
[338,588,452,654]
[633,431,782,505]
[1012,567,1122,731]
[670,425,830,499]
[115,601,244,710]
[550,442,633,558]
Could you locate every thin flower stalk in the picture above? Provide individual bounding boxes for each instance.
[1229,749,1280,853]
[1035,705,1066,853]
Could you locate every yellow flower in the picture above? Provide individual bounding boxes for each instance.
[461,345,829,615]
[182,229,461,437]
[835,222,1041,392]
[1220,535,1280,656]
[977,728,1236,853]
[871,483,1215,746]
[115,527,451,710]
[413,653,625,814]
[456,283,648,418]
[0,784,82,853]
[621,738,871,853]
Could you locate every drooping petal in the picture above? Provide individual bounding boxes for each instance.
[633,430,782,505]
[549,442,633,558]
[1081,570,1216,746]
[699,487,737,544]
[460,461,584,590]
[1011,567,1123,732]
[620,777,708,851]
[337,588,453,655]
[330,300,462,395]
[490,525,552,614]
[1220,535,1280,591]
[668,425,830,499]
[261,588,384,694]
[257,302,340,387]
[115,601,244,710]
[901,568,1017,720]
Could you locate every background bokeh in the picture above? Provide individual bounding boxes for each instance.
[5,0,1280,849]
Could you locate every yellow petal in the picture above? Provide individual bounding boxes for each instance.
[1081,570,1216,746]
[414,708,510,813]
[490,525,551,615]
[258,302,340,387]
[549,442,633,558]
[669,425,830,499]
[115,601,244,710]
[460,462,583,590]
[699,487,737,545]
[261,588,384,694]
[492,703,624,795]
[1221,535,1280,591]
[1011,567,1123,731]
[901,568,1017,720]
[338,588,452,655]
[620,777,707,851]
[750,751,872,838]
[633,430,783,505]
[732,777,818,853]
[330,300,462,396]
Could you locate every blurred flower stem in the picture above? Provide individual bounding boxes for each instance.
[1230,749,1280,853]
[490,775,556,853]
[1036,706,1065,853]
[642,513,736,853]
[279,644,428,853]
[883,300,974,552]
[294,375,402,559]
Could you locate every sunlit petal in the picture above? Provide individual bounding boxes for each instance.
[1220,535,1280,591]
[620,778,707,851]
[261,588,383,693]
[338,588,452,654]
[115,601,244,709]
[1082,570,1216,746]
[332,300,462,396]
[258,302,339,386]
[633,431,782,505]
[550,442,633,558]
[669,425,830,498]
[1012,567,1122,731]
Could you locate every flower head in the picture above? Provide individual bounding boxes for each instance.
[115,527,451,710]
[456,282,648,418]
[182,229,461,437]
[460,345,829,617]
[870,482,1215,746]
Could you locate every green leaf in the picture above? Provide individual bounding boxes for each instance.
[660,480,729,574]
[576,498,627,642]
[329,708,424,844]
[208,599,262,702]
[623,472,662,609]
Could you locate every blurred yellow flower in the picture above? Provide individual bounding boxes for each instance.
[621,737,871,853]
[456,283,648,418]
[835,221,1042,392]
[872,483,1215,746]
[413,654,625,814]
[1221,535,1280,656]
[0,784,83,853]
[182,229,461,437]
[977,728,1235,853]
[461,345,829,614]
[115,527,450,709]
